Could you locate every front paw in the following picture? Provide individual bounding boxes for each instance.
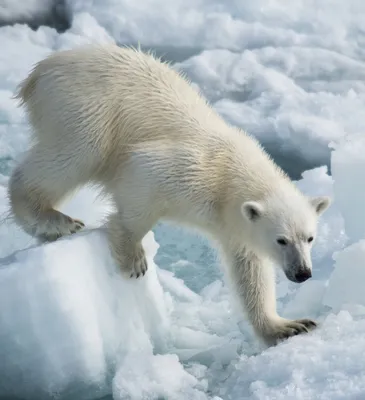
[262,318,317,346]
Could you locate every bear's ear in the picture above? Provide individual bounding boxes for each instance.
[241,201,264,222]
[309,196,331,216]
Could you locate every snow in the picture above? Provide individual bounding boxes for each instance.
[0,227,170,399]
[219,310,365,400]
[323,240,365,312]
[66,0,365,175]
[0,0,365,399]
[0,0,54,25]
[331,133,365,244]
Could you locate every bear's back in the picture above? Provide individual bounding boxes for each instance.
[19,44,226,150]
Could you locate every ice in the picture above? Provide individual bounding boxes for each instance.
[322,133,365,312]
[217,311,365,400]
[0,224,170,399]
[66,0,365,55]
[0,186,237,399]
[0,24,54,162]
[2,0,365,172]
[112,353,207,400]
[65,0,365,174]
[323,240,365,312]
[0,0,71,32]
[176,48,365,175]
[294,166,347,277]
[0,16,113,169]
[0,0,54,25]
[331,133,365,244]
[1,0,365,399]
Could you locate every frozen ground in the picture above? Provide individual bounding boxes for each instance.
[0,1,365,399]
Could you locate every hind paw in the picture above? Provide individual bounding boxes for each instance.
[67,217,85,234]
[117,242,148,279]
[36,211,85,243]
[129,248,148,279]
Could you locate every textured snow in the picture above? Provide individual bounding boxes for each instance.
[0,0,54,24]
[0,1,365,399]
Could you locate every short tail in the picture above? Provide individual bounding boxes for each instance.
[13,65,40,106]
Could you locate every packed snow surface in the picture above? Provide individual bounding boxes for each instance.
[0,1,365,399]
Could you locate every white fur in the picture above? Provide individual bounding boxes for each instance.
[8,44,331,346]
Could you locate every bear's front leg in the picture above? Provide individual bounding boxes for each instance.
[230,250,317,346]
[107,211,150,278]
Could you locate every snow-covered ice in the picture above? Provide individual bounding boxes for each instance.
[66,0,365,176]
[331,134,365,244]
[0,229,168,399]
[0,0,365,399]
[0,0,70,32]
[0,0,54,25]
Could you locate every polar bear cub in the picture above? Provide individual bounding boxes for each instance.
[8,45,331,346]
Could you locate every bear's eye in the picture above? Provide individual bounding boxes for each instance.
[307,236,314,243]
[277,238,288,246]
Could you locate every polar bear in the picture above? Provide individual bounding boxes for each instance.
[8,44,331,346]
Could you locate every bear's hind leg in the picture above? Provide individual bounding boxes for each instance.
[8,144,86,242]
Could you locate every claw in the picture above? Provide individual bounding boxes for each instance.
[119,243,148,280]
[265,317,318,346]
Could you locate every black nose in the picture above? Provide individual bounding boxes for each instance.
[295,269,312,283]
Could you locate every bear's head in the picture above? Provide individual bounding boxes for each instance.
[241,193,331,283]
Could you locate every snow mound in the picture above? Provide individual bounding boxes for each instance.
[0,229,170,399]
